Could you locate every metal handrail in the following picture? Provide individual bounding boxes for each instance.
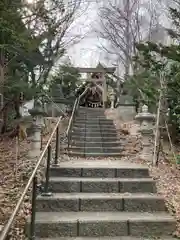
[66,97,80,147]
[0,116,63,240]
[66,98,78,135]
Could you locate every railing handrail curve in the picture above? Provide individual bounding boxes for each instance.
[66,97,79,136]
[0,116,63,240]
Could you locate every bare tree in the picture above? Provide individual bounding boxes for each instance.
[95,0,142,96]
[96,0,166,73]
[95,0,168,95]
[21,0,86,85]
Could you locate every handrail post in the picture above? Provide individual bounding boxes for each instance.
[54,127,59,165]
[40,129,43,150]
[68,134,70,149]
[66,98,79,150]
[76,97,79,116]
[41,145,52,196]
[29,176,38,240]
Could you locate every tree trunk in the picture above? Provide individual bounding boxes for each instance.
[0,49,6,133]
[14,97,21,119]
[1,104,8,134]
[124,0,131,80]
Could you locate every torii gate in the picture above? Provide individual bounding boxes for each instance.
[77,63,116,108]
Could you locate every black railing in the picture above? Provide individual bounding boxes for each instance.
[0,116,63,240]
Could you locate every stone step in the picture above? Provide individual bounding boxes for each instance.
[78,115,106,118]
[71,133,118,137]
[36,193,166,212]
[70,136,119,142]
[76,114,110,117]
[79,108,104,111]
[74,120,114,124]
[70,141,123,148]
[69,142,102,148]
[75,118,112,121]
[64,151,123,157]
[78,111,105,115]
[78,113,105,115]
[74,122,114,126]
[36,237,177,240]
[71,132,118,137]
[49,160,149,178]
[66,146,123,154]
[26,211,175,238]
[72,128,117,133]
[47,177,156,193]
[79,108,104,110]
[72,127,115,131]
[73,124,116,129]
[75,117,107,120]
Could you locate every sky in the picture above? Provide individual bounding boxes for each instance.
[25,0,173,69]
[67,0,173,69]
[67,1,104,68]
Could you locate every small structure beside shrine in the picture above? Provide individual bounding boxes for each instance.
[116,92,136,121]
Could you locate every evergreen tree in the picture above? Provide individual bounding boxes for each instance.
[128,1,180,140]
[51,62,81,98]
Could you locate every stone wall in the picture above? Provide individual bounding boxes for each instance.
[105,107,136,122]
[117,105,136,122]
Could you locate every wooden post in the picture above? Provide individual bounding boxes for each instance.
[102,72,107,108]
[152,90,162,165]
[0,93,3,131]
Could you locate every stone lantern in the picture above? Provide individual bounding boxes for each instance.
[109,91,116,109]
[135,105,155,162]
[28,99,47,160]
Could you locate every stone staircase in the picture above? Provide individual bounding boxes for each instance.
[66,107,124,157]
[26,107,176,239]
[27,159,176,239]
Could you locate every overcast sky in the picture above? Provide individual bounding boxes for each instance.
[67,1,103,68]
[67,0,173,68]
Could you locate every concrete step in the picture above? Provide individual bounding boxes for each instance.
[72,128,117,133]
[66,146,123,154]
[36,193,166,212]
[26,211,175,238]
[75,117,107,120]
[70,141,123,148]
[36,237,178,240]
[77,115,106,118]
[69,142,102,148]
[47,177,156,193]
[73,124,116,129]
[78,111,105,115]
[71,133,118,138]
[49,160,150,178]
[74,122,114,126]
[79,108,104,111]
[78,112,105,115]
[74,120,114,124]
[70,136,119,142]
[72,129,117,134]
[75,118,113,122]
[64,151,123,157]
